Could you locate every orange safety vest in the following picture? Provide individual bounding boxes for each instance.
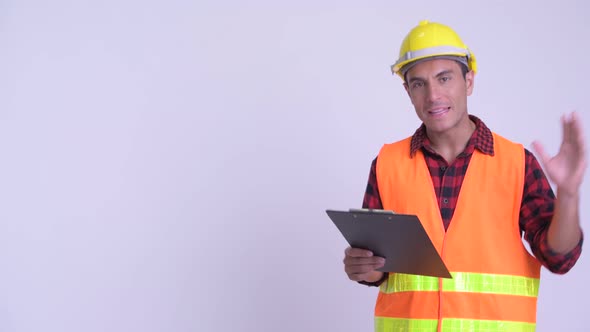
[374,133,541,332]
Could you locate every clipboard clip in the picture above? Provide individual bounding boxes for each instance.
[348,208,396,214]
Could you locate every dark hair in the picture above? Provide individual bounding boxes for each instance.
[403,60,470,85]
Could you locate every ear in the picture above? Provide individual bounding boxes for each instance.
[465,70,475,96]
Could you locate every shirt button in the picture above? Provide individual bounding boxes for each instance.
[443,198,449,204]
[441,166,447,171]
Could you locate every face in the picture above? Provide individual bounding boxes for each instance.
[404,59,474,135]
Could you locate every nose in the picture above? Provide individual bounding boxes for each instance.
[426,82,442,102]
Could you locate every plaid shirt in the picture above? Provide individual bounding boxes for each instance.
[363,115,582,277]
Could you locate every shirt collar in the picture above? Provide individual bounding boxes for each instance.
[409,115,495,157]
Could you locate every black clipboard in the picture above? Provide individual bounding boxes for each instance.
[327,209,452,278]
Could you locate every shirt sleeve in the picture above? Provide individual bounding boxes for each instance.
[520,149,584,274]
[358,156,388,287]
[362,157,384,209]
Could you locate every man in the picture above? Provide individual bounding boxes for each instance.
[343,20,585,331]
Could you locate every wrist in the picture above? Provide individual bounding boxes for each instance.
[358,271,388,287]
[556,187,580,200]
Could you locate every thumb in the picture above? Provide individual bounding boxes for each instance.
[531,141,550,166]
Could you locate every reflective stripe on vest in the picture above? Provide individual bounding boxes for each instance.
[375,317,536,332]
[380,272,539,297]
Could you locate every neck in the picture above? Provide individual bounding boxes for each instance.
[426,116,476,164]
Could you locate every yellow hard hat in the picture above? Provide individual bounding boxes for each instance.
[391,20,477,78]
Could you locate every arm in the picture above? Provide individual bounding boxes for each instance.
[344,157,388,285]
[520,150,583,273]
[549,190,583,254]
[526,112,586,272]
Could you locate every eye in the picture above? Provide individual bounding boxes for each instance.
[411,81,424,89]
[440,76,451,83]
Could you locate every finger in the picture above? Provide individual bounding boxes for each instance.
[345,263,386,280]
[344,258,385,272]
[348,262,386,281]
[345,262,384,275]
[343,256,385,266]
[348,272,368,281]
[562,113,573,144]
[348,271,381,282]
[571,112,586,152]
[563,114,568,142]
[531,140,551,166]
[345,247,374,258]
[572,113,588,177]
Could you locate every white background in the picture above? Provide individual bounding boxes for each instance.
[0,0,588,331]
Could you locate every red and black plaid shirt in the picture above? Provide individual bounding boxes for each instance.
[363,115,582,274]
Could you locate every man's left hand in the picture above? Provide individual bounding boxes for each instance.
[532,112,587,196]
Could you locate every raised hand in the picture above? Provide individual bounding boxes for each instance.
[532,112,587,196]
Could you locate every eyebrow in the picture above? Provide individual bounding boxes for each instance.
[435,69,454,78]
[408,69,455,84]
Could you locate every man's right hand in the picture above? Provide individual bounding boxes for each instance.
[343,247,385,282]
